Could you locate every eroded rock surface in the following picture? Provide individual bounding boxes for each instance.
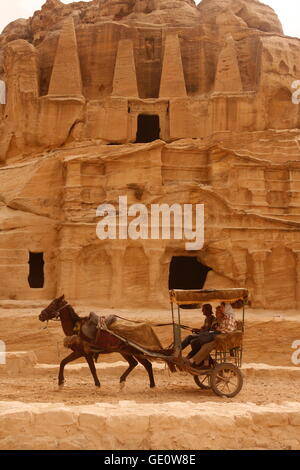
[0,0,299,308]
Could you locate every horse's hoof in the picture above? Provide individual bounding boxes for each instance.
[120,381,125,391]
[57,384,64,391]
[95,384,101,388]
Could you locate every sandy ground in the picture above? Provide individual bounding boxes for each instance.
[1,366,300,407]
[0,303,299,449]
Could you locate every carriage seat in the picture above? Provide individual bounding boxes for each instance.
[190,330,243,365]
[214,330,243,351]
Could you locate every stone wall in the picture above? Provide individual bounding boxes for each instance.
[0,401,299,450]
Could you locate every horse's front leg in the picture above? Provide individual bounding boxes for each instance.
[58,350,82,388]
[85,354,101,387]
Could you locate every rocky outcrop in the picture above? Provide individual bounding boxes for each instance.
[0,0,284,53]
[197,0,283,34]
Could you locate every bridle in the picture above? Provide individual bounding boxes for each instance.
[40,301,71,359]
[43,302,70,322]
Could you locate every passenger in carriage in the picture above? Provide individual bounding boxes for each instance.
[221,302,237,332]
[187,304,236,361]
[219,302,237,333]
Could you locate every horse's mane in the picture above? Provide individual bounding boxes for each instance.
[67,304,81,322]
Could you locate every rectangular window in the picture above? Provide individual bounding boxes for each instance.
[136,114,160,143]
[28,252,44,289]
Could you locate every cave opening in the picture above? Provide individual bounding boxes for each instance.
[168,256,211,290]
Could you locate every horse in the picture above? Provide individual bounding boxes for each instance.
[38,295,156,390]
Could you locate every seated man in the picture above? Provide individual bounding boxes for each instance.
[181,304,215,351]
[189,304,236,363]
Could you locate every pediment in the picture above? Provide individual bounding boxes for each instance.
[158,185,300,231]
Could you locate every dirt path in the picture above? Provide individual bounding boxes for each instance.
[1,366,300,407]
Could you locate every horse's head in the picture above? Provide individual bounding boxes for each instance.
[39,295,67,322]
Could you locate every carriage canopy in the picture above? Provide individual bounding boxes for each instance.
[169,288,249,306]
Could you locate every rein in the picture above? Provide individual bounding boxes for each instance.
[49,303,71,320]
[42,304,194,332]
[112,314,193,331]
[54,303,71,317]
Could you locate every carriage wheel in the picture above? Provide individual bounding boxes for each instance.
[194,374,211,390]
[210,363,243,398]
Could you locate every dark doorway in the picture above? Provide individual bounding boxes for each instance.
[136,114,160,143]
[28,252,44,289]
[168,256,211,290]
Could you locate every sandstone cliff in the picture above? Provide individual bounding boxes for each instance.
[0,0,299,308]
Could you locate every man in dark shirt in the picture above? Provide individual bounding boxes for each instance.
[188,304,237,364]
[181,304,215,351]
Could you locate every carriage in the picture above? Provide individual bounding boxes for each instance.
[39,288,248,396]
[166,288,248,397]
[101,287,248,398]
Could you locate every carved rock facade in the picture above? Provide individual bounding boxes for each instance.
[0,0,300,308]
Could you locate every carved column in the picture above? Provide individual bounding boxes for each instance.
[145,248,165,303]
[58,247,80,299]
[65,161,81,188]
[64,162,82,219]
[110,246,126,306]
[293,251,300,309]
[249,250,269,308]
[232,248,248,286]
